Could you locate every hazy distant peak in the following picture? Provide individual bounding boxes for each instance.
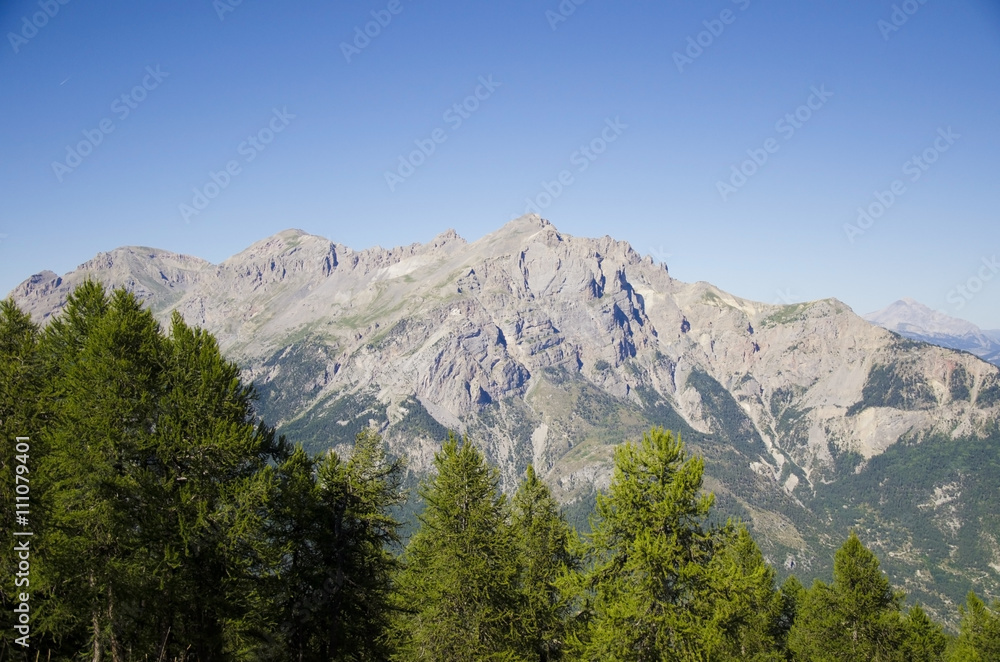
[864,298,981,337]
[864,298,1000,366]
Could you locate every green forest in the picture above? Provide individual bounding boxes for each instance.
[2,283,999,661]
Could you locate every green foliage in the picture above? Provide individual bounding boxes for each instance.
[278,388,386,455]
[701,526,789,661]
[948,365,971,403]
[261,427,405,661]
[567,427,786,660]
[254,338,337,419]
[761,303,811,327]
[816,431,1000,607]
[847,363,937,415]
[902,604,948,662]
[0,299,51,652]
[30,286,291,659]
[392,433,525,661]
[789,532,906,661]
[512,465,577,661]
[0,284,405,661]
[949,592,1000,661]
[395,395,450,442]
[976,374,1000,407]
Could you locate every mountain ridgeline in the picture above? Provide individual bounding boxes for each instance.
[865,297,1000,367]
[11,215,1000,618]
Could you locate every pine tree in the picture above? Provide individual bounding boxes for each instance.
[332,426,405,657]
[41,285,169,659]
[19,284,290,659]
[788,532,905,661]
[900,604,946,662]
[3,284,411,660]
[392,433,525,661]
[949,592,1000,661]
[511,464,576,661]
[569,426,721,660]
[701,526,787,661]
[264,427,404,661]
[149,310,290,658]
[0,299,58,656]
[775,575,805,654]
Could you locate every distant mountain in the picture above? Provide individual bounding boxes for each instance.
[864,298,1000,367]
[10,216,1000,620]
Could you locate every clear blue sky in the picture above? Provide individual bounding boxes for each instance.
[2,0,999,327]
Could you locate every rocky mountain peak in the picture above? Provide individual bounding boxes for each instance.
[8,219,1000,617]
[864,298,1000,366]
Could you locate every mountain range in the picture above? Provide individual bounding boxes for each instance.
[865,298,1000,367]
[10,215,1000,621]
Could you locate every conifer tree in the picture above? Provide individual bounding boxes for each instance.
[788,532,905,661]
[701,526,788,661]
[569,426,720,659]
[392,433,524,661]
[264,427,404,661]
[20,284,290,659]
[41,286,169,659]
[511,464,576,661]
[0,299,57,655]
[775,575,805,654]
[900,604,946,662]
[949,592,1000,661]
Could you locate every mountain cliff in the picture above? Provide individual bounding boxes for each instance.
[11,216,1000,619]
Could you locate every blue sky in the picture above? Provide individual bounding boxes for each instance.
[2,0,999,327]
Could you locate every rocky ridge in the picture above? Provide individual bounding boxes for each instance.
[11,215,1000,616]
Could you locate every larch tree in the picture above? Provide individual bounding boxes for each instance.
[511,464,576,661]
[569,426,721,660]
[949,592,1000,661]
[392,433,525,661]
[788,532,905,662]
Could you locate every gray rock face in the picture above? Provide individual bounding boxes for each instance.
[11,216,1000,616]
[12,216,998,482]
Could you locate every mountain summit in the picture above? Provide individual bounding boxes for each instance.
[10,216,1000,617]
[865,298,1000,366]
